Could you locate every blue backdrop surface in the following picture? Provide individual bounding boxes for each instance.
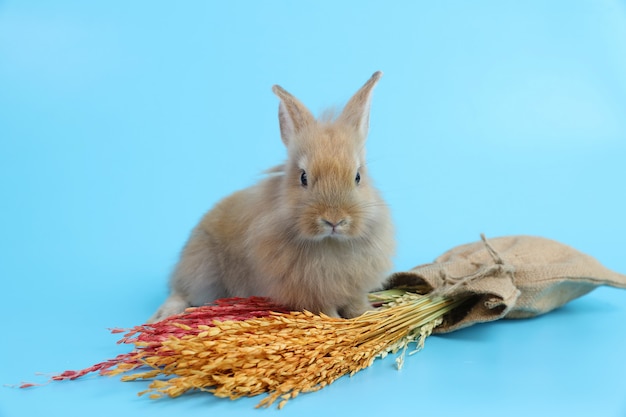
[1,1,625,416]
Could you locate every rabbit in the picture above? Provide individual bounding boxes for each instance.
[149,71,395,323]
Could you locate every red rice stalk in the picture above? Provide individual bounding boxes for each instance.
[33,293,464,409]
[43,297,289,383]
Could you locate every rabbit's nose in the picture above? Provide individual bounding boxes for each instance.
[322,219,347,229]
[320,217,350,234]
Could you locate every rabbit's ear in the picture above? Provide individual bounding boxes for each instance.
[338,71,382,140]
[272,85,315,146]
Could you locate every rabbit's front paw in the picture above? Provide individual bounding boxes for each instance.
[147,294,190,323]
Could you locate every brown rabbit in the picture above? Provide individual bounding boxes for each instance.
[149,71,395,322]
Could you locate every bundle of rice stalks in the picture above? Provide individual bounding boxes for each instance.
[45,292,465,409]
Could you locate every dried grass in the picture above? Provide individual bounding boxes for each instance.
[101,292,464,408]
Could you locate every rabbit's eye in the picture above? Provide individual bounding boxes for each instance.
[300,170,308,187]
[355,171,361,185]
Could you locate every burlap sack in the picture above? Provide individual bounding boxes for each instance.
[386,235,626,333]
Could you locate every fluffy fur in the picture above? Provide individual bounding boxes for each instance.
[150,71,395,322]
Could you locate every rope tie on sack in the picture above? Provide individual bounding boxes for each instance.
[434,234,516,297]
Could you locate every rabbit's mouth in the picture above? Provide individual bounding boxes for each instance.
[317,217,352,239]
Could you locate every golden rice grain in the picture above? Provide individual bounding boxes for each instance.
[108,292,464,408]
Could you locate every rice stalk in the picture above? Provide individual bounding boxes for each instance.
[104,292,465,408]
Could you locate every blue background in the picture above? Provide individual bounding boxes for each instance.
[2,1,625,416]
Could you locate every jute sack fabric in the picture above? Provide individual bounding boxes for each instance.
[386,235,626,333]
